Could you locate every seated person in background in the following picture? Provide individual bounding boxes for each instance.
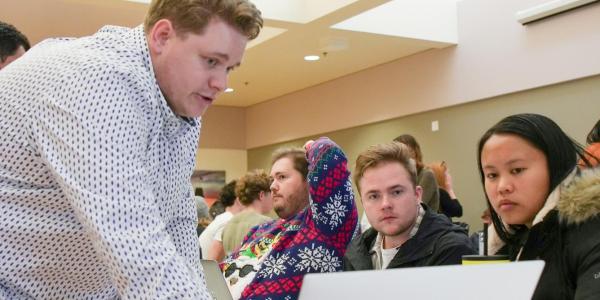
[209,199,226,219]
[478,113,600,300]
[220,137,358,300]
[196,187,210,237]
[200,180,244,259]
[469,209,492,255]
[394,134,440,212]
[344,142,474,271]
[429,161,463,220]
[210,169,274,261]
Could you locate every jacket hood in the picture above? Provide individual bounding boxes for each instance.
[557,167,600,225]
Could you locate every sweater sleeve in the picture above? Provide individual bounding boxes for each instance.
[305,137,358,250]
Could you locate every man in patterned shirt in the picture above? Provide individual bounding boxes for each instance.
[221,137,358,300]
[0,0,261,298]
[344,142,474,271]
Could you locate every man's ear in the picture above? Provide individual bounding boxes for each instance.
[415,185,423,204]
[148,19,175,55]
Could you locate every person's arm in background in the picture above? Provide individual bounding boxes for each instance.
[439,189,463,218]
[206,225,227,261]
[442,171,463,217]
[31,66,208,298]
[305,137,358,254]
[206,238,226,262]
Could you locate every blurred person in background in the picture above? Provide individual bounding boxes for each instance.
[200,180,244,258]
[393,134,440,212]
[429,161,463,220]
[579,119,600,168]
[195,187,210,237]
[208,170,274,261]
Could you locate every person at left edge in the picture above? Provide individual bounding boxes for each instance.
[0,0,262,298]
[0,21,30,70]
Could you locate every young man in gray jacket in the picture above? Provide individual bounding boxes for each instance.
[344,142,474,270]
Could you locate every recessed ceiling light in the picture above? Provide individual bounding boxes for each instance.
[304,55,320,61]
[225,88,234,93]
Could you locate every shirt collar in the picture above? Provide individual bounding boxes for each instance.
[408,204,426,239]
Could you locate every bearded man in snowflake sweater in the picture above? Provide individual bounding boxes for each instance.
[220,137,358,300]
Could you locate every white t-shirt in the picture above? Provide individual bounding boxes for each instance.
[381,246,399,269]
[199,211,233,257]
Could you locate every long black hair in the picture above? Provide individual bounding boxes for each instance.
[477,113,590,247]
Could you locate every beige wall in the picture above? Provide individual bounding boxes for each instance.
[1,0,146,45]
[195,148,247,183]
[247,75,600,233]
[197,0,600,232]
[243,0,600,149]
[199,105,246,150]
[196,107,247,183]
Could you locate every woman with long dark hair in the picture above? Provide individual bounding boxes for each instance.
[477,113,600,299]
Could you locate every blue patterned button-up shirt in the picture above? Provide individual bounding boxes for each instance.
[0,25,210,299]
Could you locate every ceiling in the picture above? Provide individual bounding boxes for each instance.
[1,0,459,107]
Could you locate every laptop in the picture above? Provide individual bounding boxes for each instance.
[200,259,234,300]
[299,260,545,300]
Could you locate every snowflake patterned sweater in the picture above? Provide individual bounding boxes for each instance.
[220,137,358,300]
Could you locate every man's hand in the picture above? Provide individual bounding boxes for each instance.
[303,140,315,151]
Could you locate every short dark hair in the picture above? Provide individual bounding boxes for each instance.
[0,21,30,63]
[271,147,308,179]
[477,113,589,248]
[219,180,237,207]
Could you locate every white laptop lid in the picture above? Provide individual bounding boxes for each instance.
[299,260,545,300]
[201,259,234,300]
